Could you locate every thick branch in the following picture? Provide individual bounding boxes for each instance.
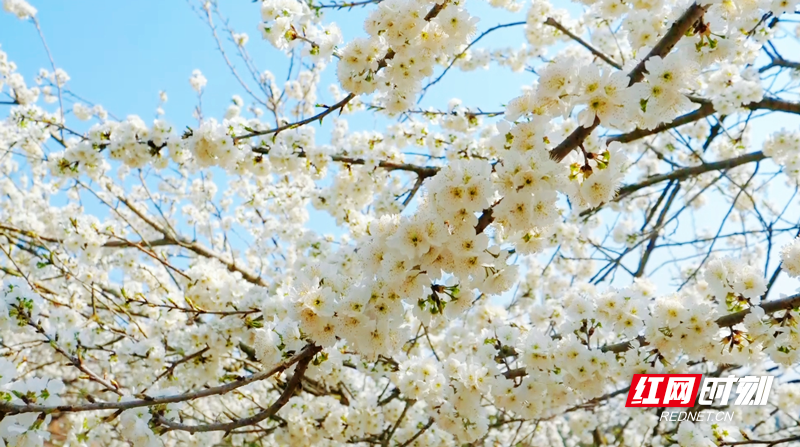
[615,151,766,200]
[610,97,800,144]
[549,3,707,162]
[0,344,320,416]
[252,147,441,178]
[158,348,315,433]
[608,102,715,144]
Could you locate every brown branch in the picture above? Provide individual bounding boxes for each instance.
[633,181,681,277]
[627,4,708,85]
[102,238,174,248]
[549,3,708,162]
[232,93,355,143]
[608,102,715,144]
[610,97,800,144]
[751,96,800,114]
[234,0,451,142]
[253,147,441,178]
[383,399,414,446]
[398,418,435,447]
[0,344,320,416]
[475,205,495,235]
[759,57,800,73]
[424,0,448,21]
[615,151,766,201]
[115,195,268,287]
[147,346,211,390]
[563,386,631,414]
[721,434,800,446]
[544,18,622,70]
[157,348,315,433]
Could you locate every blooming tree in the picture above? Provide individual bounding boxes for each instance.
[3,0,800,445]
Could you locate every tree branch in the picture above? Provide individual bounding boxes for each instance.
[232,93,356,143]
[157,348,315,433]
[615,151,766,201]
[549,3,708,162]
[233,0,451,142]
[0,344,320,416]
[419,21,526,101]
[609,97,800,144]
[633,181,681,277]
[544,17,622,70]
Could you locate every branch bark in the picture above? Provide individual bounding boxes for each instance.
[157,348,315,433]
[549,3,708,162]
[0,344,321,416]
[544,18,622,70]
[615,151,766,201]
[609,97,800,144]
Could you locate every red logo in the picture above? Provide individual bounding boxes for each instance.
[625,374,702,407]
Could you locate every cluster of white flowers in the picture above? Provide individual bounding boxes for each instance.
[504,50,699,134]
[0,378,65,447]
[764,129,800,185]
[0,278,44,330]
[118,407,161,447]
[676,422,718,447]
[260,0,342,60]
[707,64,764,114]
[336,0,478,113]
[2,0,35,19]
[189,69,207,94]
[1,46,40,105]
[781,237,800,278]
[705,256,767,304]
[0,282,71,447]
[524,0,571,48]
